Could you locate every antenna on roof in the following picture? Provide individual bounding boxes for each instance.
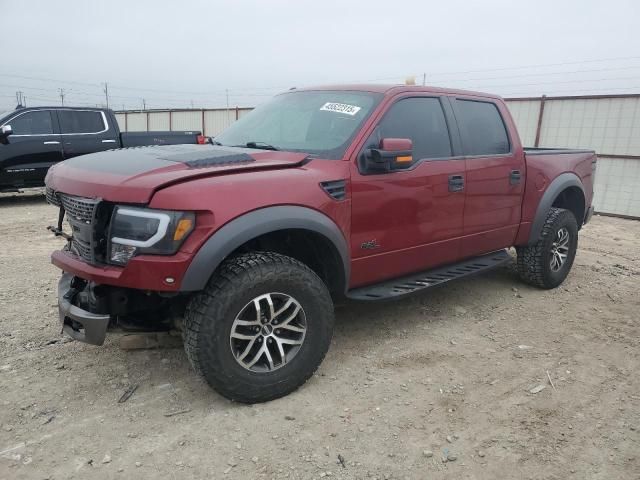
[15,91,25,109]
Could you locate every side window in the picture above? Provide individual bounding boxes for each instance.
[9,111,54,135]
[455,99,510,155]
[373,97,452,160]
[58,110,106,134]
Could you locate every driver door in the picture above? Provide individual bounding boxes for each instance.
[349,96,466,288]
[0,109,63,188]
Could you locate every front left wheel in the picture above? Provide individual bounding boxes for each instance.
[183,252,334,403]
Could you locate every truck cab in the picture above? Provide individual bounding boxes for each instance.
[348,90,526,285]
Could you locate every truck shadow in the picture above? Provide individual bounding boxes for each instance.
[101,262,525,406]
[0,188,47,208]
[334,262,521,331]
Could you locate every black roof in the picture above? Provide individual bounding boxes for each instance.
[13,105,109,111]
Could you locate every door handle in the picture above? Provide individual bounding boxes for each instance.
[43,141,60,145]
[510,169,522,185]
[448,174,464,192]
[101,139,116,143]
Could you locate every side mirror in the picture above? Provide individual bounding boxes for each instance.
[0,124,12,144]
[363,138,413,173]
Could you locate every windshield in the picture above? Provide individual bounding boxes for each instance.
[215,90,382,158]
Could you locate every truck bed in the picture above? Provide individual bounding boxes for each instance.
[120,131,203,147]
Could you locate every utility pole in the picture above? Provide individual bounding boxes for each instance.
[422,73,426,86]
[226,89,230,127]
[15,91,24,107]
[142,98,146,110]
[103,82,109,108]
[58,88,66,106]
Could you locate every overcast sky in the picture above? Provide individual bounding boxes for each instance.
[1,0,639,110]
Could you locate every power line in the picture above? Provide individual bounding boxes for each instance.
[103,82,109,108]
[0,73,102,87]
[416,55,640,78]
[442,75,640,91]
[2,55,640,99]
[2,54,640,110]
[502,85,640,97]
[434,64,640,83]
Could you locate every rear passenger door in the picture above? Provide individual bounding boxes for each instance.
[57,109,116,159]
[451,97,525,257]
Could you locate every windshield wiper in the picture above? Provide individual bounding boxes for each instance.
[241,141,280,151]
[211,140,223,146]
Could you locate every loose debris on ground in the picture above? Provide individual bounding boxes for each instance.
[0,190,638,479]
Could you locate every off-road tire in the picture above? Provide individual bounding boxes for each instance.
[183,252,334,403]
[516,207,578,289]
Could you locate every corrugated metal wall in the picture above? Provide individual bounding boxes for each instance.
[148,112,170,131]
[114,108,252,137]
[592,156,640,218]
[503,100,540,147]
[506,94,640,219]
[115,95,640,219]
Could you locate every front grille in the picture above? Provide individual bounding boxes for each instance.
[70,238,93,262]
[60,195,98,224]
[47,188,111,265]
[45,186,60,207]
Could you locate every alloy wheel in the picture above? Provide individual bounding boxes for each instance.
[229,293,307,372]
[550,227,570,272]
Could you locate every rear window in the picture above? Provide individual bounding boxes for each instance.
[455,99,510,155]
[8,110,54,135]
[58,110,106,134]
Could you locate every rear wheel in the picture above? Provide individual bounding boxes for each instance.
[516,207,578,289]
[183,252,334,403]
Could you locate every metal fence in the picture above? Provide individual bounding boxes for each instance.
[506,94,640,219]
[113,107,253,138]
[115,93,640,219]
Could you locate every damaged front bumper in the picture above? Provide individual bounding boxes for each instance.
[58,273,110,345]
[57,272,181,346]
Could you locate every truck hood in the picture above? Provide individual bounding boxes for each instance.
[45,144,310,203]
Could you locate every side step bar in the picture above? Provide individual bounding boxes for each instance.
[346,250,511,301]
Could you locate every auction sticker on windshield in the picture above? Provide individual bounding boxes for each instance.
[320,102,362,116]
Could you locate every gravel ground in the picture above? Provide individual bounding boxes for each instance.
[0,189,638,480]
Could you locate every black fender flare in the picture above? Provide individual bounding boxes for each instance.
[180,206,350,291]
[527,172,585,245]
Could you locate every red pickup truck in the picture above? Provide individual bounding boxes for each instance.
[45,85,596,403]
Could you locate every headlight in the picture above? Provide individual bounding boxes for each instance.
[108,206,195,265]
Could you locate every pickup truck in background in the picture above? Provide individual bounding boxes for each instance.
[44,84,596,403]
[0,106,208,191]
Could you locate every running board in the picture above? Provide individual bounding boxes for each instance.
[346,250,511,301]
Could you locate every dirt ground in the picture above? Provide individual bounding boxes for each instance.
[0,189,638,480]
